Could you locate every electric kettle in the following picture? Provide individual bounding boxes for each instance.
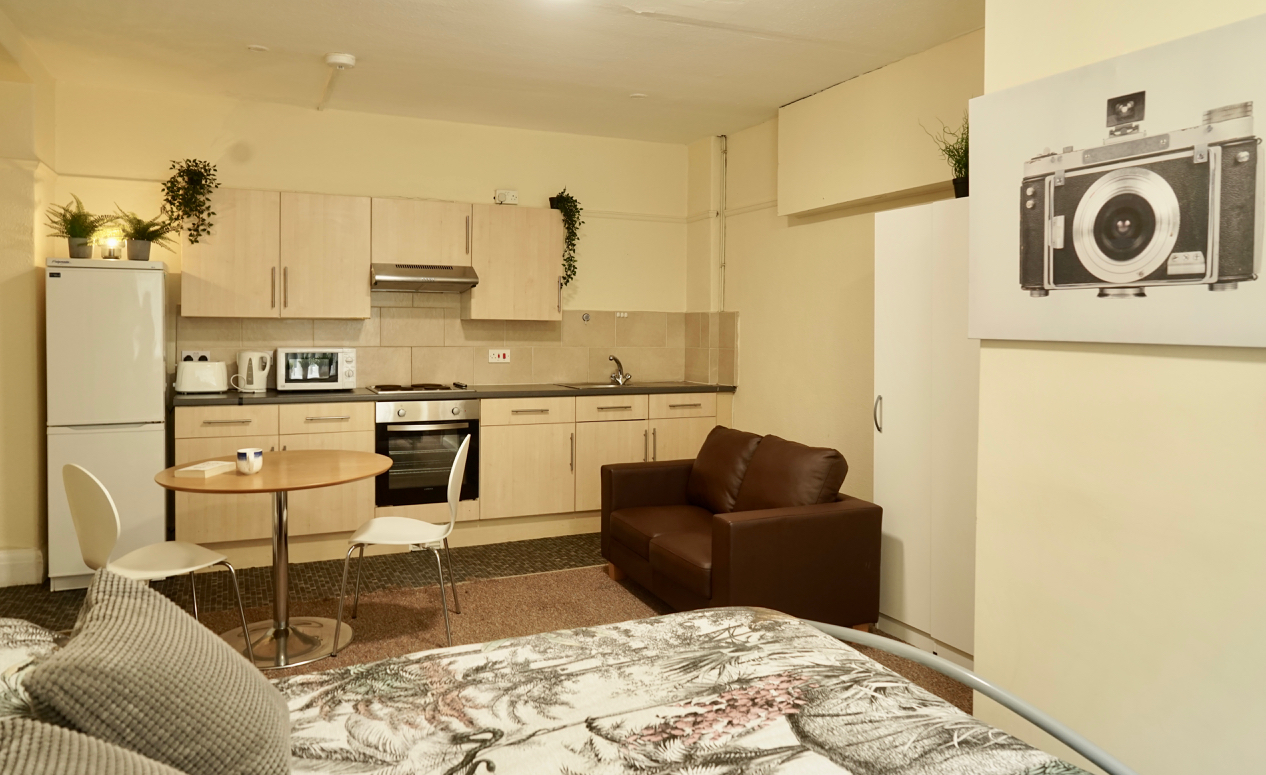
[231,351,272,393]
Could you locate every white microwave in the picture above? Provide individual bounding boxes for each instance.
[275,348,356,391]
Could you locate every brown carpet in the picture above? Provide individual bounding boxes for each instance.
[200,565,971,713]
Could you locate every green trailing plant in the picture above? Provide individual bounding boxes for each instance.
[161,159,220,244]
[45,194,116,240]
[115,207,179,251]
[924,112,969,180]
[551,188,583,286]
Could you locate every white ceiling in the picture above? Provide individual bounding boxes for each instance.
[0,0,983,144]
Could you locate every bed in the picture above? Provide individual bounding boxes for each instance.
[276,606,1094,775]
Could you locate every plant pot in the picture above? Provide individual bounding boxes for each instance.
[127,240,152,262]
[549,196,563,209]
[67,237,92,259]
[952,177,969,198]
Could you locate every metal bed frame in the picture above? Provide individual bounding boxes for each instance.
[807,621,1138,775]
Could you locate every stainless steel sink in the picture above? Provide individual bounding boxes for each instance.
[555,382,623,389]
[554,381,699,389]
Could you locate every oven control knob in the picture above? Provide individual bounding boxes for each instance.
[451,407,460,416]
[397,408,406,417]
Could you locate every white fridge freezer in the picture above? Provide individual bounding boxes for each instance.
[46,424,167,590]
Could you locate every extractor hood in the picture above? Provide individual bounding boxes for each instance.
[371,263,479,293]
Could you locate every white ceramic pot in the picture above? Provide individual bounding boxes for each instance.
[127,240,152,261]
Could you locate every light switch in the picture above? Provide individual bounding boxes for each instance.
[488,349,510,363]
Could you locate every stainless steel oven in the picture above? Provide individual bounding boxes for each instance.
[375,400,479,507]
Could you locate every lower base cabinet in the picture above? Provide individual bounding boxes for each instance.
[575,420,649,512]
[174,434,278,544]
[649,417,716,462]
[480,423,576,519]
[280,430,376,535]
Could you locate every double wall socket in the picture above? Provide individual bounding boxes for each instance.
[180,350,211,362]
[488,349,510,362]
[493,189,519,205]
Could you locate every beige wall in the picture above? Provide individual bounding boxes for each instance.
[975,2,1266,773]
[777,30,984,216]
[686,136,722,312]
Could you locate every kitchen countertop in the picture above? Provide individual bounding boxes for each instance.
[171,382,736,407]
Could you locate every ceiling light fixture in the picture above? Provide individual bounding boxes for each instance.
[317,52,357,112]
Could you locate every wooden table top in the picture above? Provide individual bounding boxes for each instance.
[155,449,392,494]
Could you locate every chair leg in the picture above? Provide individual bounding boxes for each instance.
[189,572,199,621]
[217,560,254,665]
[332,545,358,657]
[352,544,366,619]
[431,548,452,647]
[443,538,461,614]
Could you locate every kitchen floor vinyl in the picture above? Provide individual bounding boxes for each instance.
[0,532,603,632]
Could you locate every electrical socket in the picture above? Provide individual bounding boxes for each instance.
[180,350,211,362]
[488,349,510,363]
[493,189,519,205]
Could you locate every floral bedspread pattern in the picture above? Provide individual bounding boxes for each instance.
[276,607,1089,775]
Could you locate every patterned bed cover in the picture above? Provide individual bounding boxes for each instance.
[277,607,1090,775]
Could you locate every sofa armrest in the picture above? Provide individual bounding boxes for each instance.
[601,460,694,558]
[711,494,882,627]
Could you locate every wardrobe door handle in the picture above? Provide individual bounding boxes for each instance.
[873,395,883,433]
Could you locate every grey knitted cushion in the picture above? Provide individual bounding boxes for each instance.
[23,571,289,775]
[0,717,186,774]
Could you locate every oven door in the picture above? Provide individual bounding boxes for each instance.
[376,420,479,507]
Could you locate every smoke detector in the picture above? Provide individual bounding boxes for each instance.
[317,53,357,111]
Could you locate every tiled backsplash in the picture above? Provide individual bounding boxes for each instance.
[176,292,738,387]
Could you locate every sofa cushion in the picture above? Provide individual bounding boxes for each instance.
[732,434,848,512]
[0,718,185,775]
[0,619,60,722]
[24,570,290,775]
[610,505,712,559]
[686,426,763,514]
[649,527,713,599]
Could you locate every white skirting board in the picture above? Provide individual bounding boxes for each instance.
[0,548,45,587]
[878,613,974,671]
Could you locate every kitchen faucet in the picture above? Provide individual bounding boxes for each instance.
[609,355,632,386]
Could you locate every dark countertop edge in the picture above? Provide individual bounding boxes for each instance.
[172,383,736,407]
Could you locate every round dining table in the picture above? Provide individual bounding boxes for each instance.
[155,449,391,669]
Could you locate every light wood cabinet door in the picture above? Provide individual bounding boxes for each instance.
[280,193,372,319]
[174,434,279,543]
[480,396,575,426]
[576,394,648,423]
[464,204,564,321]
[372,198,473,267]
[278,402,374,435]
[649,417,716,462]
[180,189,280,318]
[480,423,575,519]
[649,392,717,419]
[575,420,648,512]
[280,430,376,536]
[174,405,279,439]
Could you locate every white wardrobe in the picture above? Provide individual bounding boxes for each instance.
[873,197,979,666]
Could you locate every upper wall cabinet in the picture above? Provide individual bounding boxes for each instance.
[463,204,564,321]
[181,189,281,318]
[372,198,473,268]
[280,193,372,319]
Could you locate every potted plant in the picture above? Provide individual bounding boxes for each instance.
[161,159,220,244]
[925,113,969,198]
[115,208,179,261]
[549,188,584,286]
[45,195,117,258]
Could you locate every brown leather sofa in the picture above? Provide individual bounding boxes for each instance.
[601,426,882,628]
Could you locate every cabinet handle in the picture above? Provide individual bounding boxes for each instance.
[271,267,276,308]
[557,275,563,313]
[306,415,351,421]
[270,446,275,452]
[643,429,648,462]
[570,432,575,471]
[668,403,702,409]
[282,445,287,451]
[597,405,633,411]
[202,419,252,425]
[873,395,883,433]
[283,266,289,307]
[466,214,471,254]
[652,427,657,460]
[511,408,550,415]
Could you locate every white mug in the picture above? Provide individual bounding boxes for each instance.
[236,448,264,475]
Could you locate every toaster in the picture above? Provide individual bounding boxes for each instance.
[175,361,229,393]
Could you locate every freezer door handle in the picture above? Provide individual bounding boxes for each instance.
[64,423,153,430]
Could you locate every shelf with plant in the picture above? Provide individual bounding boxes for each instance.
[45,195,117,258]
[161,159,220,244]
[925,112,969,198]
[116,208,179,262]
[549,188,584,286]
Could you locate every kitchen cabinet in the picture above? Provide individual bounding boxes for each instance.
[575,419,648,511]
[174,404,279,439]
[279,430,376,535]
[576,394,648,423]
[649,392,716,419]
[372,198,473,268]
[173,434,279,544]
[180,189,281,318]
[281,193,372,319]
[480,423,575,519]
[649,417,716,462]
[463,204,564,321]
[278,402,374,435]
[480,396,575,426]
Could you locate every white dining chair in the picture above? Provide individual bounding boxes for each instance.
[333,434,470,651]
[62,464,254,662]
